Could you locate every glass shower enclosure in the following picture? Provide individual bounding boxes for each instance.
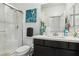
[0,3,23,55]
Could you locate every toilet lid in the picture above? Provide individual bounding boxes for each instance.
[15,45,30,53]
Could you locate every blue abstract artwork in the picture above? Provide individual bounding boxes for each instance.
[26,8,37,23]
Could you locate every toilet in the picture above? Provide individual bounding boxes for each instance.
[12,45,31,56]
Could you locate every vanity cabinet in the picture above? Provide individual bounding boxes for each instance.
[33,39,79,56]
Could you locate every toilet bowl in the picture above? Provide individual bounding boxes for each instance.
[12,45,31,56]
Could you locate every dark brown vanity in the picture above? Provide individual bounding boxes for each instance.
[33,38,79,56]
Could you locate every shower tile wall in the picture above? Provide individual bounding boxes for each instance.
[0,3,5,55]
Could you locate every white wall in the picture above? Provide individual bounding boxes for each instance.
[10,3,42,47]
[23,4,42,47]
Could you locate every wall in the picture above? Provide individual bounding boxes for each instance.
[10,3,42,47]
[23,4,42,47]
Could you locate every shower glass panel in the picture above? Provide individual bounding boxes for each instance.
[15,11,23,47]
[0,3,23,55]
[4,5,18,54]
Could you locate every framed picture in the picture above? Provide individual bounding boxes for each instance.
[26,8,37,23]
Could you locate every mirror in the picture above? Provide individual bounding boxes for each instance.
[67,4,79,32]
[41,3,79,36]
[74,4,79,32]
[41,3,66,35]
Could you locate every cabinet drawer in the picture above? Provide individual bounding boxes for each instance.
[68,42,79,50]
[45,40,68,49]
[34,39,44,45]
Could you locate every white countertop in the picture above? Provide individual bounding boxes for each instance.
[33,35,79,43]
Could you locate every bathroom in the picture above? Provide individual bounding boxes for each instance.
[0,3,79,56]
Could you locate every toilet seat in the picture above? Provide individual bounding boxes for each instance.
[12,45,31,56]
[16,45,30,53]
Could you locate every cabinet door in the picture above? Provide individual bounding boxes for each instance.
[56,48,78,56]
[34,45,56,56]
[68,42,79,50]
[45,40,58,47]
